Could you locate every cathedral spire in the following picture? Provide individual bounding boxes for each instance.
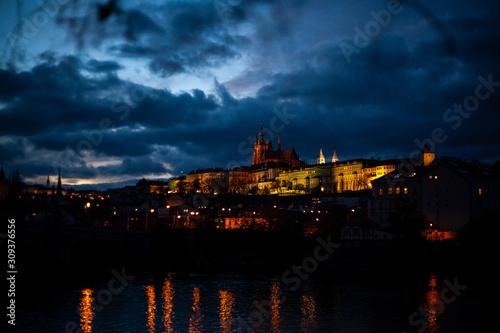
[317,148,325,164]
[57,167,62,196]
[277,135,281,151]
[332,148,339,163]
[258,122,265,144]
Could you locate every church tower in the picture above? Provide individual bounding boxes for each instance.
[252,123,268,165]
[251,123,302,167]
[56,167,62,196]
[419,144,435,166]
[317,148,325,164]
[332,148,339,163]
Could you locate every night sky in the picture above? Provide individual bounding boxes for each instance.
[1,0,499,189]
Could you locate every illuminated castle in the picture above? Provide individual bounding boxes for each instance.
[252,124,302,167]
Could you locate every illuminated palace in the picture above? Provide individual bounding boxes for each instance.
[162,124,416,196]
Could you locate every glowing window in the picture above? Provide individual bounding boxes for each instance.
[388,188,393,195]
[479,188,482,196]
[396,187,400,195]
[379,188,383,196]
[404,188,408,195]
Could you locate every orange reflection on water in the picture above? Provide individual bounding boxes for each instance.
[189,287,203,333]
[79,288,94,333]
[162,277,175,332]
[145,285,156,333]
[300,295,317,333]
[219,290,235,333]
[422,274,442,333]
[270,281,282,333]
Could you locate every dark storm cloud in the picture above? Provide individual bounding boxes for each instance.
[98,156,168,177]
[123,9,165,41]
[115,2,247,76]
[0,137,27,162]
[0,54,254,180]
[85,59,122,72]
[1,0,499,185]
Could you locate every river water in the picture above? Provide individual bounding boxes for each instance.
[13,270,495,332]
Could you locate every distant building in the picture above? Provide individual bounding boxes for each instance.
[252,123,303,167]
[369,156,499,233]
[224,216,269,230]
[185,167,228,193]
[276,156,397,195]
[22,170,65,196]
[136,178,169,194]
[228,166,251,192]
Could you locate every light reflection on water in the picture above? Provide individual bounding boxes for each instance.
[188,287,203,333]
[20,272,461,333]
[79,288,94,333]
[422,274,442,333]
[144,285,156,333]
[162,276,174,332]
[300,294,317,333]
[270,280,282,333]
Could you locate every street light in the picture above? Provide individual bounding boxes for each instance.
[146,208,155,231]
[85,202,91,226]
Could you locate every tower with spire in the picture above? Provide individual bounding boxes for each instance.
[56,167,62,197]
[252,123,268,165]
[419,144,435,166]
[332,148,339,163]
[317,148,325,164]
[251,123,302,167]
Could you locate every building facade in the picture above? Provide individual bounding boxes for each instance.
[252,124,302,167]
[369,158,499,232]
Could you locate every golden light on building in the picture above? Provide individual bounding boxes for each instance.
[145,285,156,333]
[188,287,203,333]
[218,290,235,333]
[270,281,282,333]
[162,277,175,332]
[79,288,94,333]
[300,295,317,332]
